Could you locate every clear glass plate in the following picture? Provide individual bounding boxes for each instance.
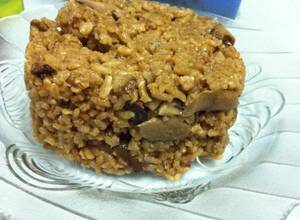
[0,3,285,203]
[0,59,285,203]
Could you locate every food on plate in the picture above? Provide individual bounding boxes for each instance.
[25,0,245,180]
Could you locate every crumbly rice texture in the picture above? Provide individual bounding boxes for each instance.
[25,0,245,180]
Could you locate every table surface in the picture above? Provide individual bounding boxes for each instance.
[0,0,300,220]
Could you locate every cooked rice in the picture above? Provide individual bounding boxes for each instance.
[25,0,245,180]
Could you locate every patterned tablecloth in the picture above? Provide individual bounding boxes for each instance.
[0,0,300,220]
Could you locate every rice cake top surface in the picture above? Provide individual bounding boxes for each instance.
[26,0,245,106]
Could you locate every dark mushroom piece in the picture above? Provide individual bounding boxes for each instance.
[125,102,148,125]
[210,25,235,46]
[30,19,49,32]
[116,132,143,172]
[138,117,191,141]
[115,144,143,172]
[111,10,119,21]
[183,90,239,116]
[31,64,56,79]
[86,138,142,172]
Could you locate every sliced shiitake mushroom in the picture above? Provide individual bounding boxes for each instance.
[31,64,56,79]
[183,91,239,116]
[125,102,148,125]
[30,19,49,32]
[210,25,235,46]
[138,117,191,141]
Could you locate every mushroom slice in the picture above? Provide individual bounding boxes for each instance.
[183,91,239,116]
[210,25,235,46]
[138,117,191,141]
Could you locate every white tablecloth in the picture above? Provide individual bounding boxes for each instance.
[1,1,300,220]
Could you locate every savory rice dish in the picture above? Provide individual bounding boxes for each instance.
[25,0,245,180]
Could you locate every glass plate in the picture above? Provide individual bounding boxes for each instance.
[0,3,285,203]
[0,59,285,203]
